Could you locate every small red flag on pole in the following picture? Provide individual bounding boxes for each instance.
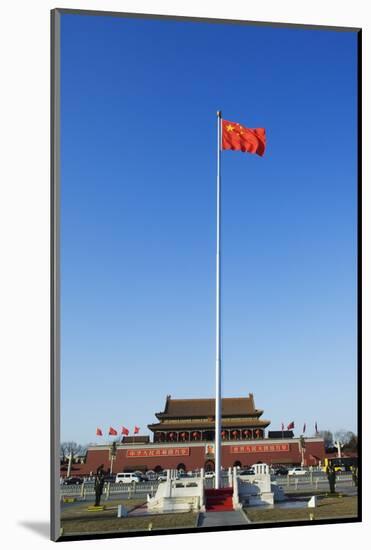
[303,423,306,434]
[96,428,103,436]
[315,421,318,434]
[121,426,129,436]
[287,421,295,430]
[134,426,140,434]
[281,422,284,431]
[109,427,117,436]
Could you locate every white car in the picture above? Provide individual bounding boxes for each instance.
[115,472,142,484]
[204,471,215,479]
[288,467,307,476]
[157,472,168,482]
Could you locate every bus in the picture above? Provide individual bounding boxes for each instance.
[323,456,357,472]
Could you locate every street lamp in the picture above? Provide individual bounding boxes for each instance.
[110,441,117,474]
[299,435,306,467]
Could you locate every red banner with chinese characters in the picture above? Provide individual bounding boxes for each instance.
[126,447,190,458]
[230,443,290,454]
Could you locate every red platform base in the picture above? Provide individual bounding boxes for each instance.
[205,488,234,511]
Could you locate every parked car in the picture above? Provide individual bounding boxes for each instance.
[115,472,142,484]
[204,471,215,479]
[144,471,157,481]
[239,469,255,476]
[288,467,307,476]
[273,467,289,476]
[157,471,168,482]
[63,476,83,485]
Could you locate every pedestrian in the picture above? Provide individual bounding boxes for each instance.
[94,465,105,507]
[326,464,336,494]
[351,465,358,487]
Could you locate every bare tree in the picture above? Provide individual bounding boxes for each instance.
[343,432,358,452]
[333,430,347,444]
[334,431,357,452]
[318,430,333,448]
[60,441,86,463]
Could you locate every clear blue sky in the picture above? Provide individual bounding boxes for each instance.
[60,13,358,445]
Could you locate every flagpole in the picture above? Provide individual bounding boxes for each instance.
[215,110,222,489]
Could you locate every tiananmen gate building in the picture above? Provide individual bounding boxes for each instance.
[61,394,327,477]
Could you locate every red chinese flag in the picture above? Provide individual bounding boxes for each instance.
[121,426,129,436]
[222,119,266,156]
[96,428,103,436]
[287,421,295,430]
[109,427,117,436]
[134,426,140,434]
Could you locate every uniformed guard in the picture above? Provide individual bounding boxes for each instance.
[327,464,336,493]
[94,464,105,507]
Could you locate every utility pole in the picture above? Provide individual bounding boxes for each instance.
[335,440,342,459]
[67,452,72,477]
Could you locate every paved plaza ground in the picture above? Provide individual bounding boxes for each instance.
[60,490,358,537]
[60,499,197,535]
[244,494,358,524]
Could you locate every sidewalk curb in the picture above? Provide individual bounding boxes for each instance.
[241,508,252,524]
